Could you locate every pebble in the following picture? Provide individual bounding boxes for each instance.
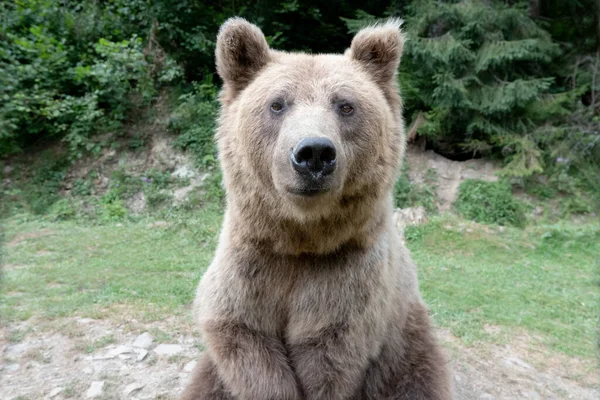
[47,387,63,398]
[183,360,197,373]
[124,382,145,396]
[521,390,541,400]
[133,332,154,349]
[503,356,533,370]
[86,381,105,398]
[5,363,20,372]
[5,343,29,357]
[154,344,183,356]
[108,345,132,357]
[137,348,149,361]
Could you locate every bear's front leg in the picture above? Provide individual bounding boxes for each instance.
[180,352,232,400]
[202,319,303,400]
[288,323,374,400]
[356,304,453,400]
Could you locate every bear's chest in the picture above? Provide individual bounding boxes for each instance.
[231,246,390,339]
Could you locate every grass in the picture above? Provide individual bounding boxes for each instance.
[409,216,600,358]
[1,209,598,360]
[81,334,116,354]
[0,206,222,322]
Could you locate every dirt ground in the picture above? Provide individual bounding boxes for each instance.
[1,317,597,400]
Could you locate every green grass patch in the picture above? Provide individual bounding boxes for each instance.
[0,206,222,322]
[407,216,600,358]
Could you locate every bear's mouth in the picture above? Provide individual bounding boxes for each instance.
[287,187,329,197]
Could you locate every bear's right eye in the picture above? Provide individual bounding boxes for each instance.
[270,102,284,113]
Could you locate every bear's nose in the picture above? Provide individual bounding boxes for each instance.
[291,137,337,178]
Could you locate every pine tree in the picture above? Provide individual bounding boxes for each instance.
[399,0,564,176]
[346,1,557,177]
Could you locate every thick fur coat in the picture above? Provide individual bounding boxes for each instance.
[180,17,452,400]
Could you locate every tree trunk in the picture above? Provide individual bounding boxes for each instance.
[529,0,541,18]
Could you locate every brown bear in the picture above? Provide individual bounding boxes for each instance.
[180,17,452,400]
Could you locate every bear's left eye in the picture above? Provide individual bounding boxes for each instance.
[270,102,284,113]
[339,103,354,115]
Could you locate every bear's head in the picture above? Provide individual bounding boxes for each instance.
[215,18,406,254]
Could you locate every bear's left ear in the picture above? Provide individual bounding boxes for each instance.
[348,19,405,87]
[216,17,271,97]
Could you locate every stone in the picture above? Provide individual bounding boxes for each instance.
[136,348,148,361]
[47,387,64,398]
[154,344,183,356]
[183,360,197,373]
[503,356,533,370]
[5,343,29,357]
[127,191,146,214]
[171,165,196,179]
[83,367,93,375]
[124,382,145,396]
[86,381,105,398]
[5,363,20,372]
[521,390,541,400]
[173,186,195,204]
[133,332,154,349]
[394,206,427,227]
[95,176,110,190]
[107,345,132,357]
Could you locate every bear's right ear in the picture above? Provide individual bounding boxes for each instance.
[216,18,270,98]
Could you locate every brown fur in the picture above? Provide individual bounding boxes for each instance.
[181,17,452,400]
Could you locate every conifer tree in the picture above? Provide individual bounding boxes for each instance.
[399,0,562,177]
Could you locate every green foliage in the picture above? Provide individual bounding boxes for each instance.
[1,0,597,219]
[455,179,526,227]
[2,155,70,216]
[393,0,562,177]
[168,79,225,203]
[47,198,76,221]
[394,166,439,213]
[0,0,177,158]
[169,80,219,168]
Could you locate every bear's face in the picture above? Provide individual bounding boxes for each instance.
[216,18,405,221]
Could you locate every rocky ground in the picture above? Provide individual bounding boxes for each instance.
[1,316,597,400]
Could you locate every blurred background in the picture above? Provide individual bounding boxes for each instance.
[1,1,598,399]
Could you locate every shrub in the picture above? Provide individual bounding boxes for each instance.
[394,166,438,213]
[169,79,219,167]
[455,179,525,227]
[0,1,168,158]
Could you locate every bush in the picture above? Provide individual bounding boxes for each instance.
[455,179,525,227]
[0,1,176,158]
[394,166,438,213]
[169,79,219,167]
